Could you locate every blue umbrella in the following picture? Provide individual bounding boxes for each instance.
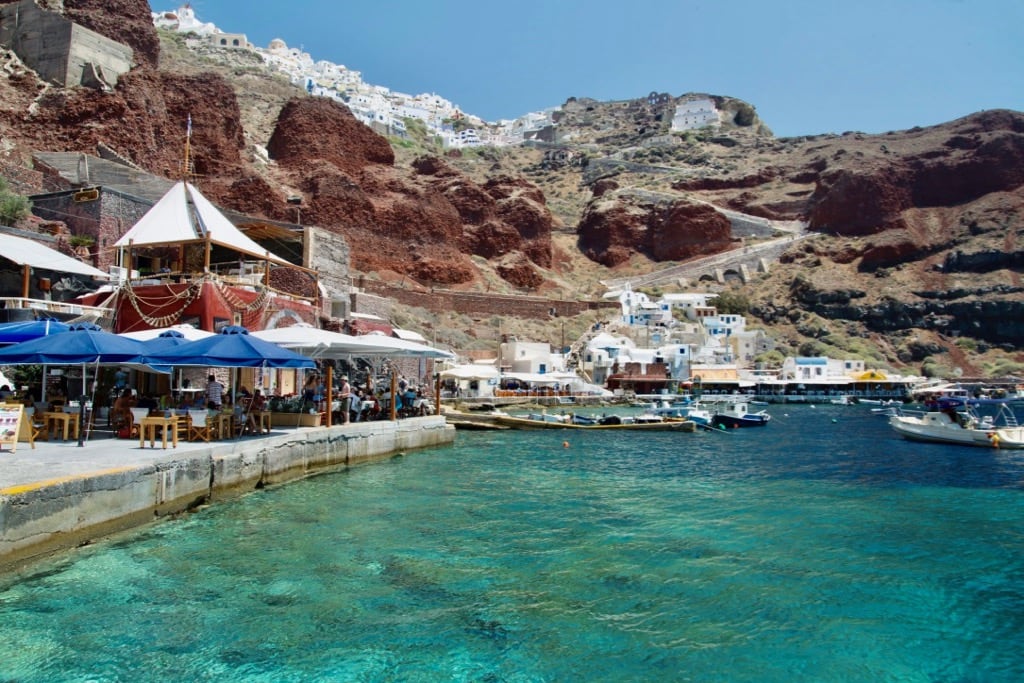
[0,322,150,365]
[140,329,190,353]
[147,325,316,369]
[0,323,162,446]
[0,318,71,345]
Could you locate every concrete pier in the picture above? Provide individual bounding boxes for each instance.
[0,416,455,571]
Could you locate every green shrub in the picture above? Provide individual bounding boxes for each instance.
[713,289,750,314]
[754,350,785,366]
[798,341,826,357]
[733,104,756,127]
[0,189,30,226]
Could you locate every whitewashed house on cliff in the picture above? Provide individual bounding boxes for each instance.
[670,97,719,131]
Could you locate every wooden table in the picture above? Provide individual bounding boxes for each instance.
[43,411,78,442]
[251,411,272,434]
[139,415,179,449]
[213,412,234,440]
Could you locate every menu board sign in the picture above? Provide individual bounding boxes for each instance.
[0,404,24,452]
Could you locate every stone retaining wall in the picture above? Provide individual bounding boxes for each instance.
[358,280,618,319]
[0,417,454,571]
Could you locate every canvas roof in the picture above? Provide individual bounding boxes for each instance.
[392,327,427,342]
[439,364,500,380]
[114,181,291,266]
[0,233,108,278]
[251,324,454,359]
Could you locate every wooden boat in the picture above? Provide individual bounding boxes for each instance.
[442,409,511,430]
[492,414,696,432]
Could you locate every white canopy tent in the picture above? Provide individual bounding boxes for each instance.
[0,233,109,279]
[114,181,291,267]
[438,363,500,399]
[360,331,455,359]
[502,370,612,397]
[252,324,453,360]
[439,365,501,381]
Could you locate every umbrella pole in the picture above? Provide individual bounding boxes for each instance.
[390,370,397,421]
[297,369,307,429]
[325,365,332,427]
[79,358,100,447]
[76,359,90,447]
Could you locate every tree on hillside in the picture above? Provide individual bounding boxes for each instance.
[713,289,750,315]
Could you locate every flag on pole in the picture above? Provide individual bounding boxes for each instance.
[186,114,192,138]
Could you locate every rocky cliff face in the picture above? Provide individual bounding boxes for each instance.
[0,1,1021,371]
[577,193,733,266]
[549,101,1024,368]
[0,2,556,290]
[263,97,555,287]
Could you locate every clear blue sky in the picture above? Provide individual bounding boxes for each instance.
[182,0,1022,138]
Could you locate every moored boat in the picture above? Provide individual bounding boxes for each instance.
[492,413,695,432]
[888,404,1024,449]
[644,400,713,427]
[708,400,771,428]
[442,408,511,430]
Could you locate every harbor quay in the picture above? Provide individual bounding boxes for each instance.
[0,417,455,572]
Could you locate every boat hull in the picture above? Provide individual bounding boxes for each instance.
[889,412,1024,449]
[493,415,695,432]
[712,414,770,428]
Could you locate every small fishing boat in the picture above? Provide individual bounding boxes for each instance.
[645,400,713,427]
[442,409,511,430]
[708,400,771,428]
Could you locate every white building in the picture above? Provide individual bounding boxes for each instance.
[659,292,718,322]
[151,5,552,150]
[152,5,218,36]
[780,357,867,382]
[670,97,720,132]
[209,32,249,49]
[438,364,500,399]
[499,340,557,375]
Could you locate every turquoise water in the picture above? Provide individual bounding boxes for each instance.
[1,405,1023,682]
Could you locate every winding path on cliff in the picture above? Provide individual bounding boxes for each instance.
[600,208,812,290]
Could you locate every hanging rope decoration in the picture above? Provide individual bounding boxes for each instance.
[116,274,270,329]
[214,279,270,313]
[121,277,204,327]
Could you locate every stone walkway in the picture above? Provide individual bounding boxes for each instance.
[0,428,292,493]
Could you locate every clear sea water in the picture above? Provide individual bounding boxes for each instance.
[1,404,1023,682]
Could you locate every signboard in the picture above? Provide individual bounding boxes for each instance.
[0,404,23,453]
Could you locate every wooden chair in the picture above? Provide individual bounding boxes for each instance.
[172,412,190,444]
[22,406,43,449]
[188,409,213,442]
[129,407,150,438]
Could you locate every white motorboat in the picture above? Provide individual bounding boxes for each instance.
[888,405,1024,449]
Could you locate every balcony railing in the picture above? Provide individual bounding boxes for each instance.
[0,297,113,318]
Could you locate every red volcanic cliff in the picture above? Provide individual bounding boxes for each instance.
[265,97,554,287]
[0,0,1021,318]
[0,0,556,290]
[807,111,1024,237]
[578,195,732,267]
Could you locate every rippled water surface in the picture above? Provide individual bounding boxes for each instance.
[1,405,1023,682]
